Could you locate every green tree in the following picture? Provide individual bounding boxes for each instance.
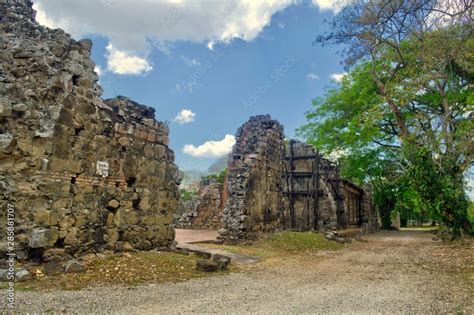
[202,168,227,184]
[307,0,473,237]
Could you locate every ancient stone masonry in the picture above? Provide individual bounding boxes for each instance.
[176,179,224,230]
[0,0,181,264]
[218,115,285,243]
[216,123,378,243]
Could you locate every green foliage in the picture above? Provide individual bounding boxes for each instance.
[404,147,471,235]
[180,188,197,202]
[468,202,474,226]
[300,24,473,235]
[202,168,227,184]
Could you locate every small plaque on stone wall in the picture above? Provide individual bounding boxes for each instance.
[96,161,109,177]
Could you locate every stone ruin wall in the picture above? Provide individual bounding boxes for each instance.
[176,179,224,230]
[216,122,377,242]
[0,1,180,264]
[218,115,285,242]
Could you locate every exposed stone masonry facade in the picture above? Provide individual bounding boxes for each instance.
[0,0,180,263]
[218,115,285,242]
[216,120,378,243]
[176,179,224,230]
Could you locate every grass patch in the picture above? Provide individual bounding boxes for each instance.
[5,251,226,291]
[266,231,343,252]
[205,231,343,265]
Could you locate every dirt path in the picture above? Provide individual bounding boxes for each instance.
[14,230,473,314]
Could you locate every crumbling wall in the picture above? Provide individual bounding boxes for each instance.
[176,179,224,230]
[0,0,180,263]
[218,115,285,242]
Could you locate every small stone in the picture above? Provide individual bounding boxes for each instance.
[28,227,58,248]
[12,103,28,112]
[218,228,229,236]
[118,137,130,147]
[212,254,231,270]
[196,259,218,272]
[107,199,120,209]
[44,260,63,276]
[64,260,85,273]
[15,269,32,282]
[325,232,335,240]
[0,133,13,150]
[123,242,134,252]
[335,237,346,244]
[0,98,12,117]
[0,269,9,281]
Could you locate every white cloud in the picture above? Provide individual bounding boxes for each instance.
[105,43,153,75]
[330,72,347,82]
[33,1,348,76]
[306,73,320,80]
[174,109,196,124]
[312,0,351,13]
[33,0,295,53]
[94,66,103,76]
[153,41,173,56]
[183,134,236,158]
[207,41,215,51]
[181,56,201,66]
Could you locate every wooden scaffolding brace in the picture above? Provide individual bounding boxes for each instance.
[283,140,321,230]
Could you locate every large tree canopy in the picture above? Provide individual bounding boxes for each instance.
[301,0,473,236]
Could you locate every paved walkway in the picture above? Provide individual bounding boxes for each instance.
[178,243,261,264]
[174,228,218,244]
[175,228,261,264]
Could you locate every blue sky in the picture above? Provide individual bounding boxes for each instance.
[33,0,347,171]
[93,6,343,171]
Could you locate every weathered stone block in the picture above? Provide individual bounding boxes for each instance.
[29,227,58,248]
[44,260,63,276]
[196,259,218,272]
[0,97,12,117]
[64,260,85,273]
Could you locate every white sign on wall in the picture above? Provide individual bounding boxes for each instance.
[96,161,109,178]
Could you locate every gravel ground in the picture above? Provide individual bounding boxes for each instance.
[12,230,473,314]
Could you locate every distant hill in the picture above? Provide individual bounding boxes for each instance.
[207,154,229,173]
[180,169,205,190]
[181,155,230,190]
